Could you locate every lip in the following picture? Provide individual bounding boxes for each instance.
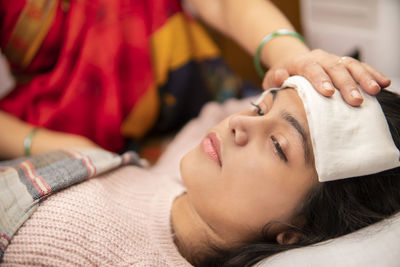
[201,132,222,166]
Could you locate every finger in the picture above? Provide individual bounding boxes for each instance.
[300,62,335,96]
[361,62,391,88]
[344,58,381,95]
[324,62,363,106]
[273,68,290,88]
[263,68,279,89]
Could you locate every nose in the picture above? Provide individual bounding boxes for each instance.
[229,114,257,146]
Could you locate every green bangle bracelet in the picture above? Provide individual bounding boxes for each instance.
[254,29,306,78]
[24,128,39,157]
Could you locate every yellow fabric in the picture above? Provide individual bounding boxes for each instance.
[4,0,58,70]
[121,13,220,139]
[150,13,220,86]
[121,84,160,138]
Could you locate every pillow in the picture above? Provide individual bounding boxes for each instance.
[256,212,400,267]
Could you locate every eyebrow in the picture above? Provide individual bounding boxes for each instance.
[272,90,313,165]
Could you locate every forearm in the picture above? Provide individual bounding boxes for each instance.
[187,0,391,107]
[187,0,309,67]
[0,110,35,159]
[0,110,98,159]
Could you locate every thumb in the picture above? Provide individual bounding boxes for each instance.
[273,68,290,87]
[263,68,290,90]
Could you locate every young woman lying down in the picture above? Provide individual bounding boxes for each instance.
[1,76,400,266]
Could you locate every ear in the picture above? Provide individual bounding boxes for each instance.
[276,231,302,245]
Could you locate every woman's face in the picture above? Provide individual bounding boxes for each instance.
[180,88,318,246]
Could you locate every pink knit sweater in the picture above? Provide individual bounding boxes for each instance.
[1,98,248,266]
[2,166,189,266]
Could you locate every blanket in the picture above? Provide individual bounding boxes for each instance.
[0,147,142,259]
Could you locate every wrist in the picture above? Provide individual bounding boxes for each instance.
[29,128,57,155]
[261,35,309,69]
[24,127,40,157]
[255,30,309,77]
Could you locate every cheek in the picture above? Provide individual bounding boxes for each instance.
[220,173,286,220]
[222,150,280,196]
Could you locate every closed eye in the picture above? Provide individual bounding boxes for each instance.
[251,102,287,162]
[271,135,288,162]
[251,95,289,163]
[251,102,265,116]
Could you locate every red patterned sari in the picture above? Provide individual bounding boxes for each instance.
[0,0,225,151]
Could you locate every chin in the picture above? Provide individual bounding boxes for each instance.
[179,148,197,187]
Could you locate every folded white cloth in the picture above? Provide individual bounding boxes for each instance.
[281,76,400,182]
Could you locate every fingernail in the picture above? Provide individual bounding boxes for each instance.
[323,82,334,93]
[369,80,380,91]
[351,90,363,99]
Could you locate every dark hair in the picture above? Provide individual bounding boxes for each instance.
[198,89,400,267]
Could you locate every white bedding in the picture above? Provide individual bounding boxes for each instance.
[258,212,400,267]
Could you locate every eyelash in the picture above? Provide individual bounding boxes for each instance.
[271,135,288,162]
[251,102,288,163]
[251,102,265,115]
